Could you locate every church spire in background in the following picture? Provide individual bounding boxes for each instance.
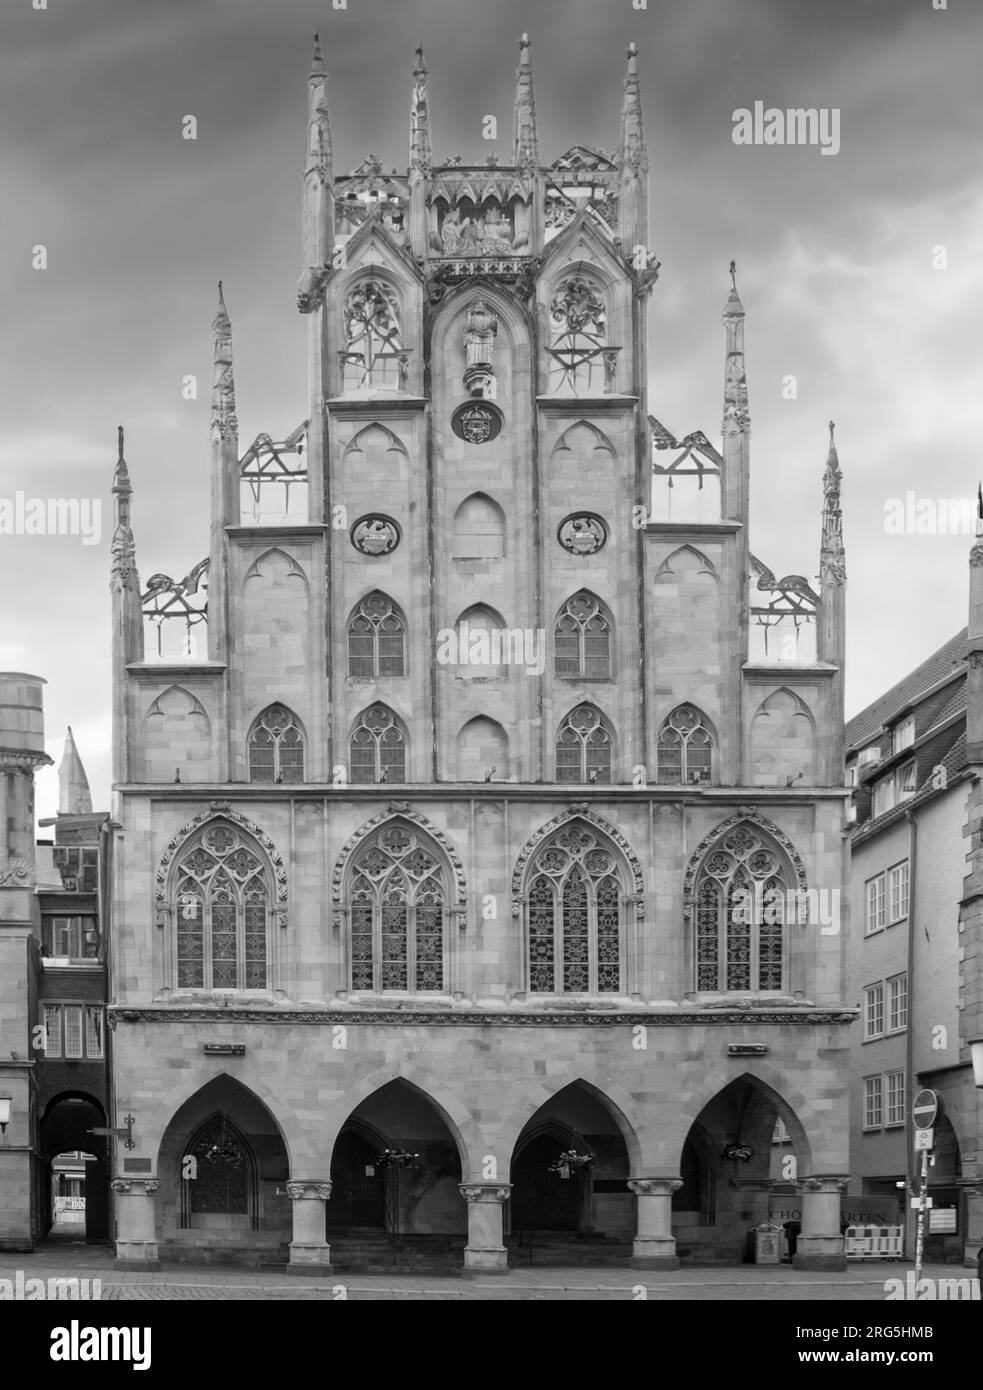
[58,727,92,816]
[513,34,539,174]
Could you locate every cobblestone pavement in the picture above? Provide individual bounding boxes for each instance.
[0,1241,972,1299]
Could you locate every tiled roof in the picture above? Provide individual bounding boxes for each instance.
[846,629,967,750]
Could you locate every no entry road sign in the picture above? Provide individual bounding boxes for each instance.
[912,1089,940,1130]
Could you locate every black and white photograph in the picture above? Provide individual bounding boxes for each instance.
[1,0,981,1353]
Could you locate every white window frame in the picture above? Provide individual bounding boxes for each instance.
[893,717,915,753]
[888,861,909,923]
[872,776,896,818]
[43,1004,61,1058]
[62,1006,83,1059]
[864,982,884,1040]
[863,1075,883,1130]
[887,974,908,1033]
[866,873,886,935]
[885,1071,906,1127]
[85,1007,104,1059]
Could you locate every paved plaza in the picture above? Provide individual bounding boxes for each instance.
[0,1241,970,1300]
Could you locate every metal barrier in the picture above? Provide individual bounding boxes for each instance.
[845,1224,904,1259]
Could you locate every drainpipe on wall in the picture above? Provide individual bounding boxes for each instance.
[903,807,918,1259]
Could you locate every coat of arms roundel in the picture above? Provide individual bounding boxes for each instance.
[451,401,503,445]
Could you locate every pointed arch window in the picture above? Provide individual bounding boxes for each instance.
[181,1113,258,1228]
[555,704,612,783]
[248,704,305,783]
[547,276,608,395]
[694,825,790,992]
[555,592,611,679]
[350,705,406,783]
[348,594,406,678]
[526,823,623,993]
[342,279,404,392]
[173,823,270,990]
[656,705,715,785]
[349,823,446,991]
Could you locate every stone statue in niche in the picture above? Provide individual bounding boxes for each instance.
[463,299,498,398]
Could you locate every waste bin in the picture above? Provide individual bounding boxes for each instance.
[754,1221,783,1264]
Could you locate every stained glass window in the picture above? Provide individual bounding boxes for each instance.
[554,592,611,679]
[342,279,404,392]
[248,704,305,783]
[347,824,445,991]
[173,822,269,990]
[348,594,406,678]
[555,704,612,783]
[525,824,624,993]
[693,824,790,992]
[656,705,715,784]
[547,277,608,395]
[350,705,407,783]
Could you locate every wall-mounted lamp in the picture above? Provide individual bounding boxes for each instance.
[968,1037,983,1090]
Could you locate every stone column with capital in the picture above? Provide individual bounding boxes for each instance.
[459,1183,511,1274]
[287,1181,333,1275]
[112,1178,160,1269]
[628,1178,682,1269]
[793,1176,848,1270]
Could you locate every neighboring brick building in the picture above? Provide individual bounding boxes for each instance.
[0,680,109,1250]
[107,37,852,1273]
[846,589,983,1266]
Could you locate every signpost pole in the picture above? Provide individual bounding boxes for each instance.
[913,1144,928,1283]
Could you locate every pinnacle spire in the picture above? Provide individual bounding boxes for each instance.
[211,281,237,436]
[722,265,749,436]
[619,41,648,176]
[110,425,136,580]
[310,31,325,79]
[112,424,130,495]
[410,44,432,176]
[513,33,539,174]
[821,421,845,567]
[58,726,92,816]
[724,259,745,317]
[306,36,332,178]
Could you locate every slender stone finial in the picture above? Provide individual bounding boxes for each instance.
[619,41,647,175]
[514,33,538,173]
[310,32,325,78]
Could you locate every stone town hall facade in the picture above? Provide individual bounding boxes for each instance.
[104,37,852,1272]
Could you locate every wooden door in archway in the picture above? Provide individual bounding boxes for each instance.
[511,1134,582,1231]
[327,1129,386,1228]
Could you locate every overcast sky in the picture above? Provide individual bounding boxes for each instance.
[1,0,980,820]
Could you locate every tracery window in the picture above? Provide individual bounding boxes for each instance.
[181,1114,256,1227]
[341,279,404,392]
[656,705,715,784]
[349,824,445,991]
[526,823,623,993]
[555,704,612,783]
[554,592,611,679]
[347,594,406,678]
[350,705,407,783]
[248,704,305,783]
[547,277,608,395]
[694,825,790,992]
[173,823,270,990]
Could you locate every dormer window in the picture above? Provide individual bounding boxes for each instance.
[892,717,915,754]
